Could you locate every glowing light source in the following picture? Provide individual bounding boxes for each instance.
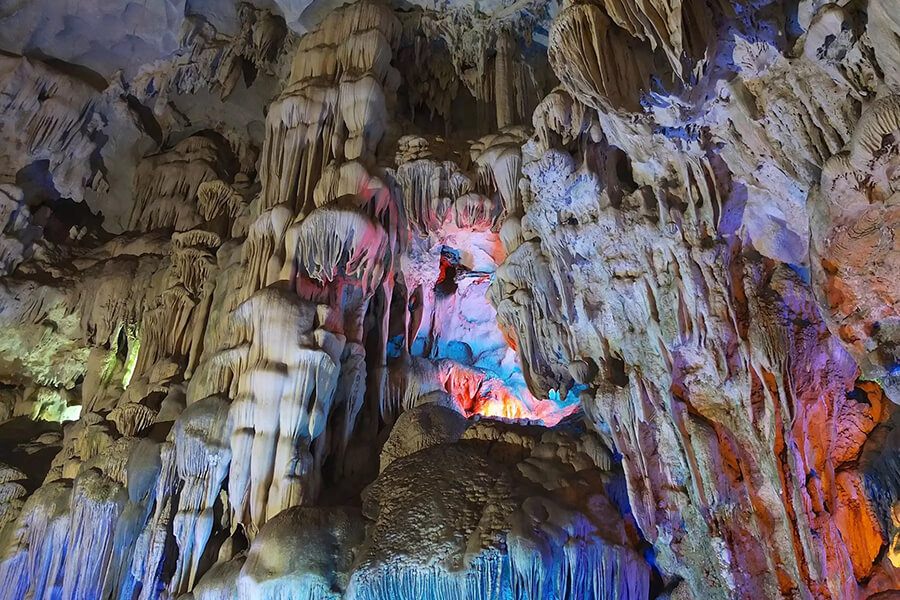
[30,388,82,423]
[61,404,82,422]
[419,233,579,426]
[441,363,578,425]
[122,330,141,388]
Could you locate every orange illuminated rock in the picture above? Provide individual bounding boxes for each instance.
[835,470,885,579]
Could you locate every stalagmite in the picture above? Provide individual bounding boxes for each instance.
[350,419,649,600]
[236,506,365,599]
[0,480,72,598]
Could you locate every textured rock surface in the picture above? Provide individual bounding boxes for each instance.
[2,0,900,598]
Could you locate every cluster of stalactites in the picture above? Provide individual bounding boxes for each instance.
[75,252,169,349]
[197,179,251,236]
[169,395,232,594]
[0,55,107,201]
[471,127,530,217]
[548,0,713,112]
[129,136,234,233]
[0,464,27,530]
[531,87,603,150]
[238,186,392,336]
[225,287,346,531]
[285,206,390,303]
[67,209,228,418]
[0,184,42,276]
[487,239,571,399]
[171,230,222,297]
[241,204,294,300]
[77,239,217,396]
[394,136,476,236]
[259,1,401,216]
[393,130,529,239]
[410,12,546,131]
[130,2,287,109]
[869,0,900,92]
[313,161,388,211]
[549,2,659,112]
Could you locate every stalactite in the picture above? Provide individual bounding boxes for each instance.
[224,287,344,530]
[129,136,234,233]
[0,56,106,201]
[259,2,400,214]
[0,481,72,599]
[170,396,233,594]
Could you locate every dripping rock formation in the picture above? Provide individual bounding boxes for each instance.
[2,0,900,598]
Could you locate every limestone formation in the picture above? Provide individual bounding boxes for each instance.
[3,0,900,598]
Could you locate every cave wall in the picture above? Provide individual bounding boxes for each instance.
[0,0,899,598]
